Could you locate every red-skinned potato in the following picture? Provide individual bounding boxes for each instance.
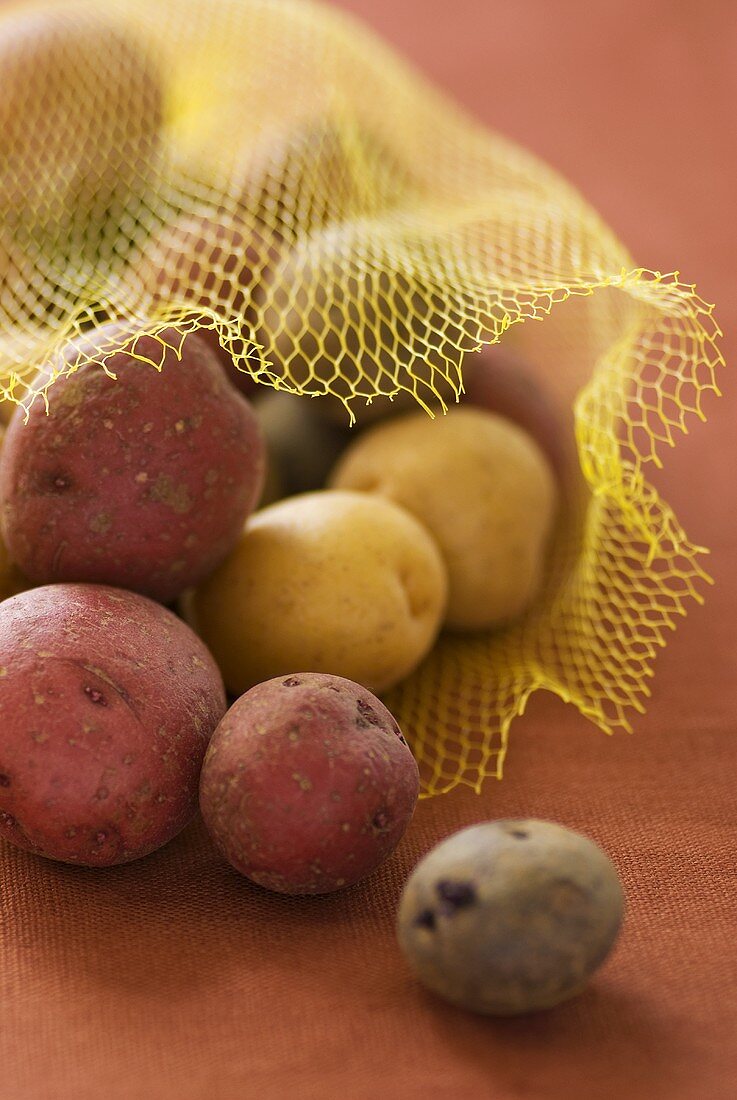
[0,417,29,601]
[200,673,419,895]
[463,346,566,478]
[0,323,265,603]
[0,583,226,866]
[126,209,277,395]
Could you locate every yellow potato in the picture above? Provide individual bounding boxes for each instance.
[330,407,558,631]
[255,224,466,423]
[184,490,447,695]
[0,10,162,229]
[237,121,362,234]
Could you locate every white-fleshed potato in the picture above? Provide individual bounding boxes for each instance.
[330,407,558,631]
[184,489,447,696]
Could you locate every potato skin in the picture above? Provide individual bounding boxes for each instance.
[0,584,226,866]
[200,673,419,894]
[0,10,162,229]
[252,390,350,497]
[184,490,447,695]
[127,209,276,394]
[464,346,566,477]
[0,530,27,603]
[330,407,558,631]
[255,224,462,421]
[397,819,625,1015]
[237,120,362,235]
[0,324,265,603]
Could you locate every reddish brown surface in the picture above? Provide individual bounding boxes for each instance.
[1,2,736,1097]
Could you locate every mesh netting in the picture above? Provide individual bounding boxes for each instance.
[0,0,723,795]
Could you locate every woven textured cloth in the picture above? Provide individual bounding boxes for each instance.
[1,1,736,1097]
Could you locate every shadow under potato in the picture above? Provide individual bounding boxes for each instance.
[0,814,416,1000]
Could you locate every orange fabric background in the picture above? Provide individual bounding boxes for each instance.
[2,2,736,1097]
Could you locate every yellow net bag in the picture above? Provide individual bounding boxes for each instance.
[0,0,723,796]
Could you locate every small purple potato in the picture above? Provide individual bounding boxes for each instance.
[200,673,419,894]
[397,819,625,1015]
[0,323,265,603]
[0,583,226,866]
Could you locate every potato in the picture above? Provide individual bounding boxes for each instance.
[0,411,29,602]
[0,528,27,603]
[330,407,558,631]
[0,229,16,305]
[200,673,419,894]
[397,820,625,1015]
[252,389,350,497]
[255,225,464,423]
[238,120,362,236]
[257,451,285,509]
[126,209,276,395]
[184,489,447,695]
[0,323,265,603]
[0,9,162,230]
[464,345,566,477]
[0,583,226,866]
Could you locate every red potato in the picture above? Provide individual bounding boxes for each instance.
[200,673,420,895]
[463,346,566,478]
[0,323,265,603]
[127,210,277,395]
[0,584,226,866]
